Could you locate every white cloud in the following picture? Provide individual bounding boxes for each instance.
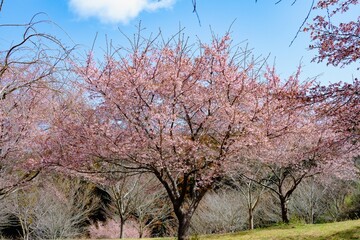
[69,0,176,24]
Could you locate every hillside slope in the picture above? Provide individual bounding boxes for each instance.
[205,219,360,240]
[132,219,360,240]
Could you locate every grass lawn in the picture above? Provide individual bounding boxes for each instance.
[125,219,360,240]
[205,219,360,240]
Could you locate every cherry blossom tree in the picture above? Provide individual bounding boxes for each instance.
[305,0,360,68]
[298,0,360,153]
[0,14,72,197]
[243,66,357,223]
[258,0,360,67]
[310,79,359,145]
[266,1,360,137]
[305,1,359,149]
[39,28,358,237]
[40,29,266,240]
[0,86,43,197]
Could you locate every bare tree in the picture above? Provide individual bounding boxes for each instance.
[132,175,173,238]
[289,177,328,224]
[321,179,354,222]
[105,173,175,238]
[0,175,103,240]
[33,178,103,239]
[255,191,282,226]
[0,195,23,239]
[106,174,145,239]
[227,166,268,230]
[190,189,246,234]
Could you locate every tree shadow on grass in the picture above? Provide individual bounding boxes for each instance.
[317,226,360,240]
[262,226,360,240]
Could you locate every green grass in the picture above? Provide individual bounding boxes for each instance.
[205,220,360,240]
[125,219,360,240]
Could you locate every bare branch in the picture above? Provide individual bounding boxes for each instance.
[289,0,315,47]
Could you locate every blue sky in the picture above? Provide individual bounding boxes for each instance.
[0,0,358,84]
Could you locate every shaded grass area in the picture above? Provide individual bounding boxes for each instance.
[125,219,360,240]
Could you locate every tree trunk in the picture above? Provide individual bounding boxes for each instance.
[310,202,314,224]
[280,196,289,224]
[177,214,191,240]
[310,179,314,224]
[153,170,206,240]
[139,221,145,238]
[139,226,143,238]
[119,217,125,239]
[248,208,254,230]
